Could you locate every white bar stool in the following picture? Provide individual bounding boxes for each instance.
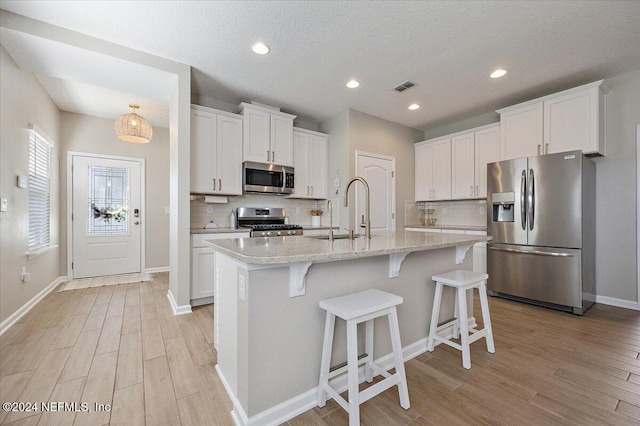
[427,270,495,369]
[317,289,410,425]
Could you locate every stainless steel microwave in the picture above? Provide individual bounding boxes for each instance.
[243,161,294,195]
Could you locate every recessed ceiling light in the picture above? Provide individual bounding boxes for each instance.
[408,104,420,110]
[490,69,507,79]
[346,80,360,89]
[252,42,270,55]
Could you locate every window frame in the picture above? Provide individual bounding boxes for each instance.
[28,123,54,253]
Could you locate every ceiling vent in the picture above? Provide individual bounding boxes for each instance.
[393,81,415,92]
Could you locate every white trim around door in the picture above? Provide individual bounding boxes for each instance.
[67,151,146,279]
[637,124,640,309]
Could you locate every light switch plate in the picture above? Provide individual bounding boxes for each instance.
[17,175,28,189]
[164,207,170,214]
[0,198,7,212]
[442,207,448,215]
[479,206,485,214]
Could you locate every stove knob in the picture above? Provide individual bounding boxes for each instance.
[260,232,266,237]
[288,230,293,235]
[266,231,272,236]
[277,231,282,236]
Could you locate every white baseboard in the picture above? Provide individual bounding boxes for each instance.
[220,316,476,426]
[595,295,639,311]
[166,289,192,315]
[145,266,169,274]
[0,275,68,336]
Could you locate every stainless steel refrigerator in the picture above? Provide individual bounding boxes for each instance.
[486,150,595,315]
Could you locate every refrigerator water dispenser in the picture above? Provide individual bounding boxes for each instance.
[491,192,515,222]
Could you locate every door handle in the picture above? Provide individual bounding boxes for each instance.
[545,143,549,155]
[311,186,313,196]
[213,179,216,190]
[520,170,526,230]
[307,186,309,196]
[272,151,275,162]
[470,185,473,197]
[528,169,535,231]
[488,245,574,257]
[475,185,479,196]
[134,221,140,225]
[537,144,541,156]
[219,179,221,190]
[281,167,286,191]
[267,150,270,162]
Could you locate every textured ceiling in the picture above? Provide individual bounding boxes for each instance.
[1,1,640,131]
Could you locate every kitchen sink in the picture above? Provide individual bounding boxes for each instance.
[305,233,368,240]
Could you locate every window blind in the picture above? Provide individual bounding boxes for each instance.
[28,124,53,251]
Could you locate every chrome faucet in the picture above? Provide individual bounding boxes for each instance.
[327,200,334,242]
[344,176,371,239]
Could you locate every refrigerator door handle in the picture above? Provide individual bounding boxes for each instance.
[520,170,527,230]
[528,169,535,231]
[488,245,574,257]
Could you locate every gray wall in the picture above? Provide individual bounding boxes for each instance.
[320,109,424,231]
[0,45,61,324]
[348,109,425,230]
[60,112,170,272]
[319,110,350,230]
[593,69,640,302]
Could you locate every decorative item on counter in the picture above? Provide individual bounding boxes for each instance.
[311,209,323,227]
[229,209,236,228]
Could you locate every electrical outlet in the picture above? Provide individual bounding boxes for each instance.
[479,206,485,215]
[164,207,170,214]
[0,198,7,212]
[238,275,246,301]
[206,205,214,214]
[442,207,448,215]
[296,207,301,214]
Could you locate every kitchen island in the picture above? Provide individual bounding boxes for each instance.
[207,231,488,426]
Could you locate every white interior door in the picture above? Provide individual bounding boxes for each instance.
[355,151,395,232]
[72,155,143,278]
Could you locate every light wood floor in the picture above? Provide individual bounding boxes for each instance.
[1,272,640,425]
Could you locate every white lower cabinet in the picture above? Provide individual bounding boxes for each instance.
[191,232,249,306]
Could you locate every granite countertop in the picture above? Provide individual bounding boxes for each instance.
[404,224,487,231]
[191,227,250,234]
[191,226,340,234]
[205,230,489,265]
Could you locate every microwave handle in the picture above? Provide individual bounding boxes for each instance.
[282,166,286,191]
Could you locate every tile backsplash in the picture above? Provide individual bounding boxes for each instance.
[405,199,487,228]
[191,193,340,229]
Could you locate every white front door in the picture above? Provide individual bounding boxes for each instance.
[72,154,143,279]
[355,151,396,232]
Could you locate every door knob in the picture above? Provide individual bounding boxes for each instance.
[134,221,140,225]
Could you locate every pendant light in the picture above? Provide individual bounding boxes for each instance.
[114,104,153,143]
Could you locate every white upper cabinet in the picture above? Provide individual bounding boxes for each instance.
[474,124,500,198]
[497,80,607,160]
[291,128,328,199]
[415,138,451,201]
[451,124,500,199]
[451,132,475,199]
[237,103,296,166]
[190,106,242,195]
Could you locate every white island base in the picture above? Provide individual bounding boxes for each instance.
[208,232,487,425]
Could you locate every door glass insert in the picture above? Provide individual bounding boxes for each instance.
[88,165,129,235]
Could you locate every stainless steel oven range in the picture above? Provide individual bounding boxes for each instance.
[236,207,303,238]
